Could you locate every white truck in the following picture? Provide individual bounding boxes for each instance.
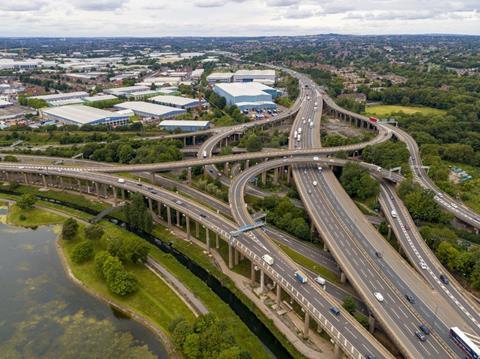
[298,127,302,134]
[202,150,207,158]
[262,254,274,265]
[297,134,301,142]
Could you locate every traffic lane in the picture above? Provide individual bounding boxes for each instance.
[309,169,460,357]
[294,166,435,358]
[381,184,480,332]
[299,166,448,358]
[229,173,390,358]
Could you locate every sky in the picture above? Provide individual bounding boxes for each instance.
[0,0,479,37]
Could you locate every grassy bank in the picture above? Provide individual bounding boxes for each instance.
[7,205,64,227]
[365,104,446,117]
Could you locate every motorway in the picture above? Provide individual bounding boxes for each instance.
[386,125,480,229]
[289,84,462,358]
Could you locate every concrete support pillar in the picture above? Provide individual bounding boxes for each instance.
[223,162,229,176]
[94,182,100,197]
[183,137,187,146]
[205,228,210,253]
[192,136,196,146]
[387,225,392,241]
[276,284,281,306]
[250,261,256,285]
[215,233,219,249]
[148,197,153,211]
[323,241,328,252]
[195,221,199,238]
[303,311,310,339]
[287,166,292,184]
[186,216,191,241]
[317,322,323,334]
[157,201,162,218]
[245,160,250,169]
[176,210,180,226]
[187,167,192,184]
[368,314,376,333]
[228,244,233,269]
[77,179,82,193]
[261,171,267,185]
[260,270,265,293]
[121,189,126,200]
[23,173,28,185]
[59,176,64,189]
[167,206,172,226]
[234,249,239,265]
[273,168,279,184]
[334,342,341,359]
[340,271,346,283]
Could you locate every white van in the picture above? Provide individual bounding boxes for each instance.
[313,181,318,186]
[262,254,274,265]
[391,210,397,218]
[314,276,326,286]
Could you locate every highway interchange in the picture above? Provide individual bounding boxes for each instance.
[1,64,480,358]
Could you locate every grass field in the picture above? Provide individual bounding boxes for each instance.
[7,205,64,227]
[366,105,446,117]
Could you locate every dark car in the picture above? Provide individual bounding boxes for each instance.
[366,355,376,359]
[405,294,416,304]
[419,324,430,335]
[440,274,449,285]
[199,213,207,218]
[375,251,383,259]
[415,331,427,342]
[329,307,340,316]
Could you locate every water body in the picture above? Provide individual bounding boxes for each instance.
[0,208,168,359]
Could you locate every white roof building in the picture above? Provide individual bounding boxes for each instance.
[213,82,278,111]
[114,101,186,119]
[83,94,118,103]
[207,72,233,83]
[41,105,130,126]
[105,85,150,96]
[30,91,89,102]
[233,69,276,85]
[150,95,205,109]
[191,69,205,80]
[159,120,210,132]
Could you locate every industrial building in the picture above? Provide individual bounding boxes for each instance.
[213,82,278,111]
[105,85,150,96]
[82,94,118,103]
[41,105,130,127]
[30,91,89,105]
[207,72,233,84]
[114,101,186,120]
[233,69,276,85]
[150,95,205,109]
[191,69,205,80]
[159,120,210,132]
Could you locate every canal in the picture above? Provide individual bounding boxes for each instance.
[0,207,168,358]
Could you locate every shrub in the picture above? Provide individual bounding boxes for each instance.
[102,255,138,296]
[84,224,104,241]
[94,250,110,278]
[62,218,79,240]
[72,240,94,264]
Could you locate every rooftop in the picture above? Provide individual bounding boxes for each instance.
[207,72,233,79]
[30,91,88,101]
[150,95,201,106]
[234,69,275,76]
[83,94,118,102]
[214,82,274,97]
[114,101,186,116]
[42,105,127,125]
[159,120,210,127]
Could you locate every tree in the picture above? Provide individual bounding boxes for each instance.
[172,319,193,348]
[245,134,262,152]
[94,250,110,278]
[102,255,138,296]
[17,194,36,210]
[124,193,153,232]
[3,155,18,162]
[107,236,150,264]
[182,334,201,359]
[342,295,357,314]
[84,224,104,241]
[62,218,79,240]
[72,241,95,264]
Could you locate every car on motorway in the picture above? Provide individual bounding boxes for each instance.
[329,307,341,316]
[312,181,318,186]
[419,324,430,335]
[314,276,326,285]
[318,166,322,171]
[365,355,376,359]
[440,274,449,285]
[374,292,384,302]
[415,331,427,342]
[451,203,458,209]
[419,261,427,270]
[175,200,183,205]
[405,294,416,304]
[391,210,397,218]
[262,254,274,265]
[313,156,319,161]
[117,178,125,183]
[307,189,312,195]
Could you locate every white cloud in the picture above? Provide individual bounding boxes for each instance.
[0,0,478,35]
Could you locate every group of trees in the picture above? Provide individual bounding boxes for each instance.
[18,95,48,109]
[124,193,153,233]
[95,251,138,296]
[19,74,70,93]
[321,132,373,148]
[339,163,379,201]
[238,130,288,152]
[17,194,36,210]
[169,314,251,359]
[261,196,311,241]
[362,141,410,170]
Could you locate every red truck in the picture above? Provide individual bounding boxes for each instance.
[369,117,378,123]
